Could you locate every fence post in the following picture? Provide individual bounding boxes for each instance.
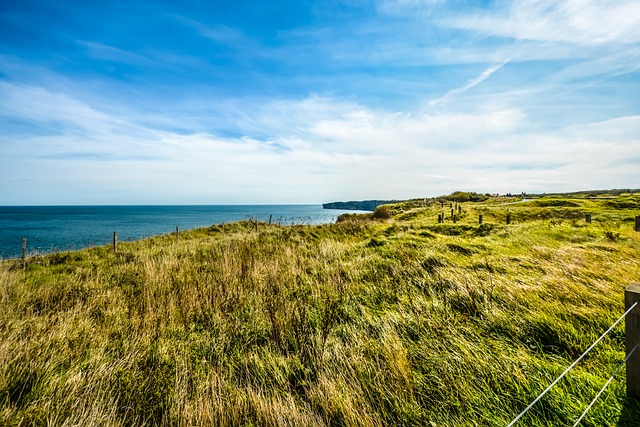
[627,283,640,401]
[585,214,592,224]
[113,231,118,254]
[506,213,511,225]
[458,205,462,215]
[21,238,27,260]
[269,215,272,226]
[453,215,457,224]
[635,216,640,232]
[176,226,179,244]
[479,215,483,225]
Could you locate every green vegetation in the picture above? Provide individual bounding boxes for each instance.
[2,195,640,426]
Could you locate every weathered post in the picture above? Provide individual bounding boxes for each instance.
[458,205,462,215]
[222,223,225,235]
[437,213,442,223]
[586,214,592,224]
[626,283,640,400]
[479,215,483,225]
[21,238,27,260]
[269,215,272,226]
[175,226,179,244]
[255,220,259,232]
[506,214,511,225]
[635,216,640,232]
[453,215,457,224]
[451,209,454,218]
[113,231,118,254]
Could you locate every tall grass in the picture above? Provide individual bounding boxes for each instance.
[1,197,640,425]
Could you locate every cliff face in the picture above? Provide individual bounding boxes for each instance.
[322,200,396,211]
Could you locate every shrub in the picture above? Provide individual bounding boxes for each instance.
[372,205,392,220]
[444,191,489,203]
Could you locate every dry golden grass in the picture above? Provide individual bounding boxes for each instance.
[1,196,640,425]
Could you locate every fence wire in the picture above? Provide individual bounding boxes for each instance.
[572,343,639,426]
[507,301,639,426]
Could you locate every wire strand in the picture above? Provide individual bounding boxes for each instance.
[507,301,639,427]
[572,343,639,427]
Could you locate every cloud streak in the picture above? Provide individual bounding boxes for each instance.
[445,0,640,45]
[429,59,512,106]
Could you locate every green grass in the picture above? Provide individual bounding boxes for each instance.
[1,195,640,426]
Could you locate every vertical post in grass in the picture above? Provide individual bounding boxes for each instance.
[586,214,592,224]
[175,226,179,244]
[458,205,462,215]
[451,209,454,218]
[113,232,118,254]
[269,215,272,226]
[21,238,27,260]
[506,214,511,225]
[626,283,640,401]
[453,215,457,224]
[222,223,225,235]
[479,215,483,225]
[635,216,640,232]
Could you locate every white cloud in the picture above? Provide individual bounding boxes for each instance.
[1,82,638,203]
[446,0,640,45]
[429,59,512,106]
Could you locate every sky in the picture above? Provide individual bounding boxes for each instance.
[1,0,639,205]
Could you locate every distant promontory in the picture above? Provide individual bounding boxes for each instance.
[322,200,397,211]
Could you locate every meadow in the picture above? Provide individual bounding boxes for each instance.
[1,193,640,426]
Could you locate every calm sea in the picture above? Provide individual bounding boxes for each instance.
[0,205,362,259]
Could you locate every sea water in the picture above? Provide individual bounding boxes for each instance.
[0,205,362,259]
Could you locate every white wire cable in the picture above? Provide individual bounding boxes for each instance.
[507,301,639,427]
[572,343,639,426]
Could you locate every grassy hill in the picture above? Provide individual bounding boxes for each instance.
[1,194,640,426]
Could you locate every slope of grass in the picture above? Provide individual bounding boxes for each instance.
[1,196,640,426]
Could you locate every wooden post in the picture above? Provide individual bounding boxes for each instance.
[626,283,640,401]
[635,216,640,232]
[451,209,454,218]
[458,205,462,215]
[269,215,272,226]
[506,214,511,225]
[479,215,483,225]
[21,238,27,260]
[452,215,457,224]
[585,214,592,224]
[113,231,118,254]
[175,226,179,244]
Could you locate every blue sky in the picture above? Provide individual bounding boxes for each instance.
[1,0,639,204]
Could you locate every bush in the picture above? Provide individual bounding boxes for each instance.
[444,191,489,203]
[372,205,392,220]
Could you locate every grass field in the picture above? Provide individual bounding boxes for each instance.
[1,193,640,426]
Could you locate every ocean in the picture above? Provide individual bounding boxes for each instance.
[0,205,363,259]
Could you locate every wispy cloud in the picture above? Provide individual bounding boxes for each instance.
[429,59,512,106]
[445,0,640,45]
